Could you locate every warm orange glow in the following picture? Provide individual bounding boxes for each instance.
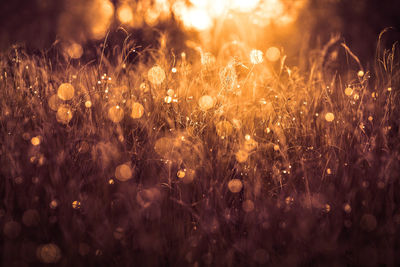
[57,83,75,100]
[345,87,353,96]
[198,95,214,111]
[130,102,144,119]
[148,66,166,85]
[65,43,83,59]
[250,49,264,64]
[325,112,335,122]
[48,94,62,111]
[173,0,305,31]
[90,0,114,39]
[215,121,233,138]
[31,136,41,146]
[266,47,281,62]
[117,5,133,24]
[85,100,92,108]
[108,105,124,123]
[56,105,73,124]
[228,179,243,193]
[231,0,260,12]
[115,163,133,181]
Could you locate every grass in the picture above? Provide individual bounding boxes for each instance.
[0,29,400,266]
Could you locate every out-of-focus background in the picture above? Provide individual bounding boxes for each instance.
[0,0,399,62]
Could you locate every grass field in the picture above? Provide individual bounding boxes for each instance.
[1,28,400,266]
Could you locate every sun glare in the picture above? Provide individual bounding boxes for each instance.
[173,0,304,31]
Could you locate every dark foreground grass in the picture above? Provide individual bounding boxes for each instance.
[1,31,400,266]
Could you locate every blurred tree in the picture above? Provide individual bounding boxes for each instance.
[305,0,400,62]
[0,0,64,51]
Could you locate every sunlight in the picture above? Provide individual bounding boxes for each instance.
[173,0,305,31]
[117,5,134,24]
[90,0,114,39]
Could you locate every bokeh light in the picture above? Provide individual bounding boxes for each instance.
[148,66,166,85]
[90,0,114,39]
[215,121,233,138]
[265,47,281,62]
[325,112,335,122]
[1,0,399,266]
[57,83,75,101]
[228,179,243,193]
[108,105,124,123]
[36,243,61,264]
[130,102,144,119]
[198,95,214,111]
[115,163,133,181]
[118,5,134,24]
[31,136,41,146]
[345,87,353,96]
[65,42,83,59]
[48,94,62,111]
[56,105,73,124]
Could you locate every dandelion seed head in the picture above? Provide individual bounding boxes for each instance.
[250,49,264,64]
[65,43,83,59]
[201,52,216,66]
[148,66,166,85]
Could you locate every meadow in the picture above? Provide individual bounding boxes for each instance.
[1,27,400,266]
